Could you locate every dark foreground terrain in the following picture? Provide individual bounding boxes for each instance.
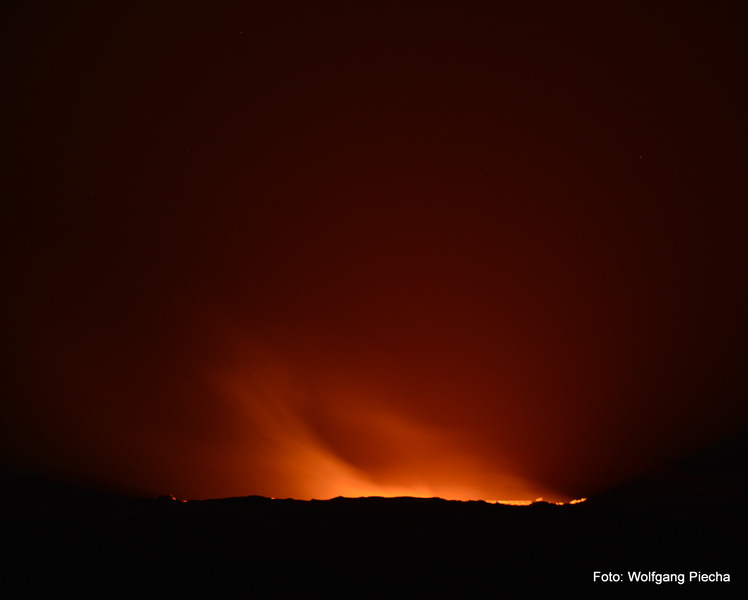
[3,443,747,599]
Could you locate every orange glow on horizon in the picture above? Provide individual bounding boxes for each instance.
[239,495,589,505]
[207,341,573,503]
[485,497,587,506]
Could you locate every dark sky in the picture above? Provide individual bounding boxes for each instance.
[2,1,746,501]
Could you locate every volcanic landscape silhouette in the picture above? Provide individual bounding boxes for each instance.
[4,436,746,597]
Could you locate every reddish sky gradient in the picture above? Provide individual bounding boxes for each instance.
[2,2,747,501]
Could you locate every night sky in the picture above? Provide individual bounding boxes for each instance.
[2,1,746,502]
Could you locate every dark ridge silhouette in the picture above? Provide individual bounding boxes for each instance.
[588,433,748,508]
[3,439,746,598]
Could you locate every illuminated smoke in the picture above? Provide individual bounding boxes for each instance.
[209,338,557,502]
